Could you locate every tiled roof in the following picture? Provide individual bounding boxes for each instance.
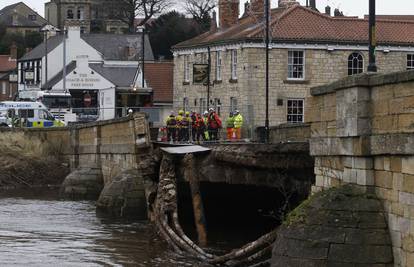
[0,55,17,72]
[145,62,173,103]
[20,33,154,61]
[364,15,414,22]
[174,5,414,49]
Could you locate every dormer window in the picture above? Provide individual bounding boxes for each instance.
[28,14,36,21]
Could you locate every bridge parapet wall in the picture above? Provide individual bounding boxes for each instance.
[307,71,414,266]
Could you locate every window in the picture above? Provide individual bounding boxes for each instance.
[287,99,304,123]
[18,109,34,119]
[183,97,189,112]
[200,53,207,64]
[407,54,414,70]
[184,55,190,82]
[214,98,221,115]
[199,98,207,114]
[231,50,238,80]
[1,82,6,95]
[77,7,84,20]
[28,14,36,21]
[230,97,238,113]
[288,50,305,79]
[216,51,222,81]
[348,52,364,75]
[67,8,74,19]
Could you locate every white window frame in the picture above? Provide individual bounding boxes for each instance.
[184,55,190,82]
[407,54,414,70]
[77,7,84,20]
[231,50,238,80]
[216,51,222,81]
[1,82,6,95]
[287,50,305,80]
[348,52,364,76]
[230,97,238,113]
[287,99,305,124]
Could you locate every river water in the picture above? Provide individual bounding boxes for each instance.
[0,188,203,267]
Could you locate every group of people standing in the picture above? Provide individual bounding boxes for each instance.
[165,108,243,143]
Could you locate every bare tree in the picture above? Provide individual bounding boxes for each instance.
[109,0,173,32]
[182,0,217,25]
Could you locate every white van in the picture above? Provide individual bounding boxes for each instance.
[0,101,65,128]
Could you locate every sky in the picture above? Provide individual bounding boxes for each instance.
[1,0,414,18]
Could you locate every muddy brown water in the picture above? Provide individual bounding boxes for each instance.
[0,188,213,267]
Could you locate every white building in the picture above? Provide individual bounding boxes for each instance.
[17,26,154,121]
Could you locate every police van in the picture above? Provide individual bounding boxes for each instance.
[0,101,65,128]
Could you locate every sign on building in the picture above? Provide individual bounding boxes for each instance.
[25,71,34,80]
[193,64,209,84]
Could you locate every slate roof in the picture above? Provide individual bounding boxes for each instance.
[43,61,77,89]
[82,34,154,61]
[89,63,139,88]
[0,2,47,28]
[19,35,65,61]
[0,55,17,72]
[19,33,154,61]
[174,4,414,49]
[145,62,173,103]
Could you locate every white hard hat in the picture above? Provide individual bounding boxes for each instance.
[204,111,208,115]
[128,109,133,113]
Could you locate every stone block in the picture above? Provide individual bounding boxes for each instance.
[375,171,394,189]
[357,169,374,186]
[316,175,324,187]
[391,157,403,173]
[384,157,391,171]
[400,192,414,205]
[393,172,404,191]
[353,157,374,169]
[392,202,405,217]
[403,174,414,194]
[375,157,385,170]
[402,157,414,175]
[328,244,393,264]
[390,229,402,248]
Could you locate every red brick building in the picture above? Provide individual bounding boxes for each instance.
[0,45,18,101]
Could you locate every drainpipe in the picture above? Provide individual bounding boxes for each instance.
[265,0,270,143]
[207,46,211,110]
[368,0,377,72]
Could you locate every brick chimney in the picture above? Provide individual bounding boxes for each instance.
[219,0,240,28]
[10,43,17,60]
[250,0,265,19]
[278,0,298,8]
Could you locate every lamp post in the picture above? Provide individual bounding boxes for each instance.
[136,25,146,88]
[368,0,377,72]
[265,0,270,143]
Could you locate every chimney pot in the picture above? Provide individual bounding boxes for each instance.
[325,5,331,16]
[219,0,240,28]
[310,0,316,9]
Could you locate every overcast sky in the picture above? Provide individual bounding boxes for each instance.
[1,0,413,18]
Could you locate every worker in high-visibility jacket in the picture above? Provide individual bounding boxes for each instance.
[225,112,235,141]
[176,110,184,141]
[166,111,177,142]
[181,111,192,142]
[233,110,243,140]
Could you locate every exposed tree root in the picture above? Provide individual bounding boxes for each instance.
[154,154,277,266]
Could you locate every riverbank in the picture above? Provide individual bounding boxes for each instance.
[0,132,69,189]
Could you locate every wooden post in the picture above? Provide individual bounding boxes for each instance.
[184,154,208,247]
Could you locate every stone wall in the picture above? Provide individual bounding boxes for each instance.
[257,123,310,143]
[70,113,152,184]
[174,47,408,127]
[307,71,414,266]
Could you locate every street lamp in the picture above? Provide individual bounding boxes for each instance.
[40,25,60,90]
[136,25,146,88]
[368,0,377,72]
